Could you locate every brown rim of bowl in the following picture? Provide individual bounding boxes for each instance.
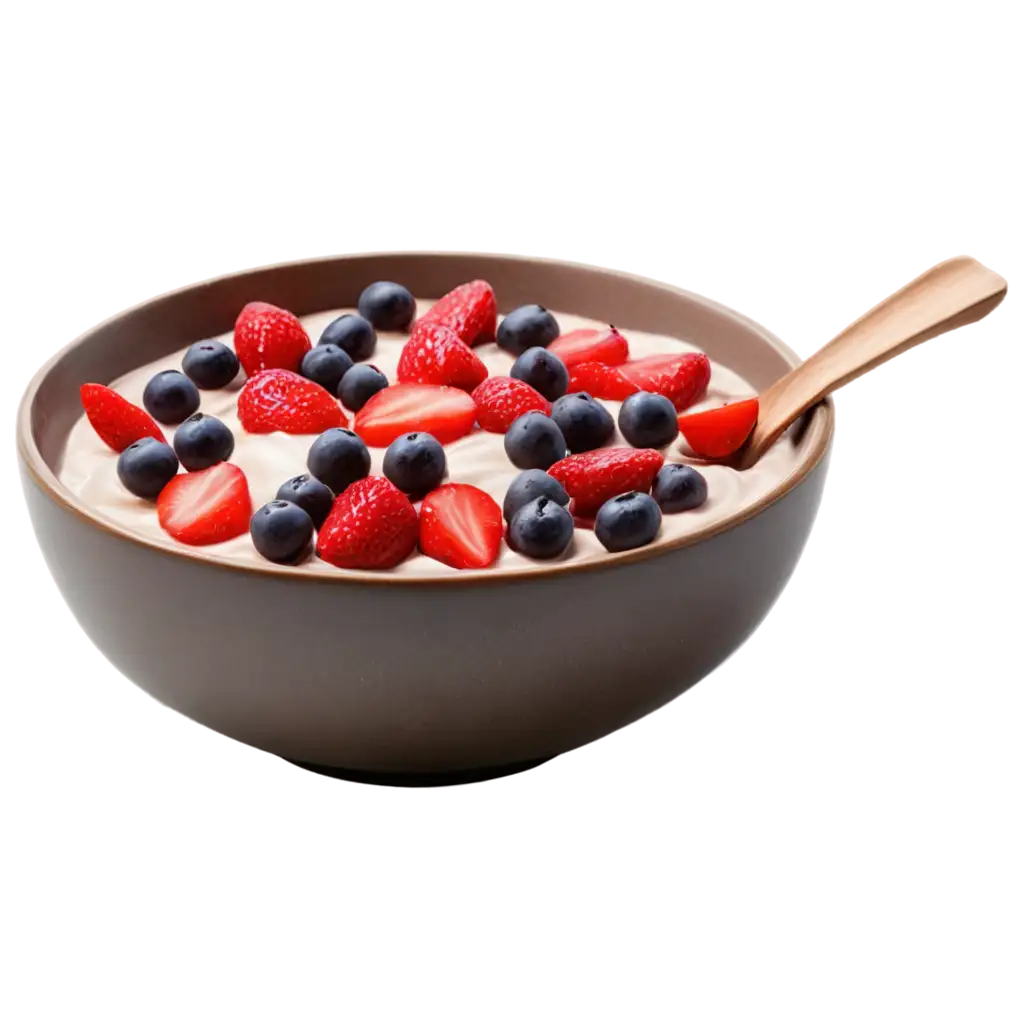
[16,251,835,588]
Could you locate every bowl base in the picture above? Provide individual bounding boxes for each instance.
[285,755,555,787]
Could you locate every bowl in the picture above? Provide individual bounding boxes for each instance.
[17,252,833,785]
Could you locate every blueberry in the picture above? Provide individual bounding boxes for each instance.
[306,427,371,494]
[250,500,314,564]
[510,348,569,401]
[594,492,662,552]
[502,469,570,523]
[357,282,417,331]
[652,464,708,513]
[550,392,615,453]
[276,474,335,529]
[181,340,239,390]
[319,313,377,362]
[383,432,446,496]
[507,497,575,560]
[299,344,353,393]
[142,370,201,424]
[496,304,560,355]
[338,364,389,411]
[618,391,679,448]
[173,413,235,471]
[503,412,567,470]
[116,437,179,499]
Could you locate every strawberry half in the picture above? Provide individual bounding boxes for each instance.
[471,376,551,433]
[567,362,640,401]
[316,476,419,570]
[397,320,489,391]
[157,462,252,546]
[80,383,164,452]
[354,383,477,447]
[419,483,503,570]
[677,398,759,459]
[619,352,711,411]
[237,369,346,434]
[549,447,664,517]
[234,301,311,377]
[419,280,498,346]
[548,326,630,368]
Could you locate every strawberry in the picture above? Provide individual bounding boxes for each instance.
[619,352,711,411]
[80,383,165,452]
[567,362,640,401]
[234,301,311,377]
[354,383,477,447]
[420,280,498,346]
[548,326,630,368]
[549,447,664,517]
[396,321,488,391]
[677,398,759,459]
[316,476,419,570]
[237,369,346,434]
[157,462,252,546]
[419,483,503,570]
[471,376,551,433]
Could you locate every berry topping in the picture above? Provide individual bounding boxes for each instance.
[317,476,419,570]
[549,447,664,517]
[471,376,551,433]
[182,340,240,390]
[156,462,252,546]
[116,437,179,499]
[618,391,679,448]
[237,369,346,435]
[233,302,311,377]
[396,320,488,391]
[338,364,389,411]
[420,280,498,346]
[677,397,759,459]
[497,304,561,355]
[250,500,315,564]
[548,326,629,367]
[354,383,476,447]
[419,483,503,570]
[306,427,371,495]
[382,432,447,497]
[299,344,354,394]
[510,347,569,401]
[319,313,377,362]
[618,352,711,410]
[503,412,567,470]
[567,361,639,401]
[594,492,662,552]
[276,474,335,529]
[507,496,575,561]
[172,412,235,471]
[550,392,615,453]
[357,281,417,331]
[652,464,709,513]
[143,370,200,425]
[80,383,164,453]
[502,469,570,523]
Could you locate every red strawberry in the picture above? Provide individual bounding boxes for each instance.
[234,301,311,377]
[157,462,252,546]
[80,383,165,452]
[549,447,664,517]
[355,384,477,447]
[471,376,551,433]
[396,320,489,391]
[567,362,640,401]
[677,398,759,459]
[420,280,498,346]
[619,352,711,410]
[316,476,419,570]
[237,369,346,434]
[419,483,503,570]
[548,326,630,368]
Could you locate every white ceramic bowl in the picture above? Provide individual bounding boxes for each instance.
[16,251,831,778]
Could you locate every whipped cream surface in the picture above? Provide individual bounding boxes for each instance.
[58,302,806,576]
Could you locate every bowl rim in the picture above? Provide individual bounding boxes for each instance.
[17,250,834,587]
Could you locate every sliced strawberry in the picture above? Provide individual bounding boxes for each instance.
[549,447,664,517]
[419,483,503,570]
[237,369,346,434]
[419,280,498,347]
[396,320,489,391]
[471,376,551,433]
[677,398,759,459]
[234,301,311,377]
[619,352,711,410]
[157,462,252,546]
[354,383,477,447]
[567,362,640,401]
[80,383,165,452]
[548,326,630,368]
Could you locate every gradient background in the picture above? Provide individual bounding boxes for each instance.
[3,2,1021,1020]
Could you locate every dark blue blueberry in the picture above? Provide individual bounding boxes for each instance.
[618,391,679,448]
[299,344,353,394]
[319,314,377,362]
[306,427,371,494]
[172,413,235,471]
[250,500,314,564]
[509,347,569,401]
[503,412,567,470]
[276,474,335,529]
[142,370,201,425]
[382,432,446,497]
[651,464,708,513]
[338,364,389,411]
[507,497,575,560]
[496,304,560,355]
[594,491,662,552]
[116,437,179,499]
[502,469,570,523]
[357,282,416,331]
[181,340,239,390]
[550,392,615,453]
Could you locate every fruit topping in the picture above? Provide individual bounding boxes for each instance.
[317,476,419,570]
[676,397,759,459]
[503,411,567,470]
[234,301,311,377]
[471,376,551,433]
[276,474,335,529]
[396,320,488,391]
[357,281,417,331]
[510,347,569,401]
[567,361,639,401]
[618,352,711,410]
[618,391,679,448]
[507,496,575,560]
[419,483,503,570]
[338,364,389,411]
[80,383,164,452]
[237,369,346,435]
[182,340,239,390]
[299,344,353,394]
[250,500,315,564]
[173,412,235,471]
[548,326,629,367]
[502,469,570,523]
[156,462,252,546]
[594,492,662,552]
[116,437,179,499]
[549,447,664,517]
[306,427,371,495]
[142,370,200,425]
[550,392,615,453]
[497,304,561,355]
[420,280,498,346]
[651,464,709,513]
[353,383,476,447]
[319,313,377,362]
[382,432,447,497]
